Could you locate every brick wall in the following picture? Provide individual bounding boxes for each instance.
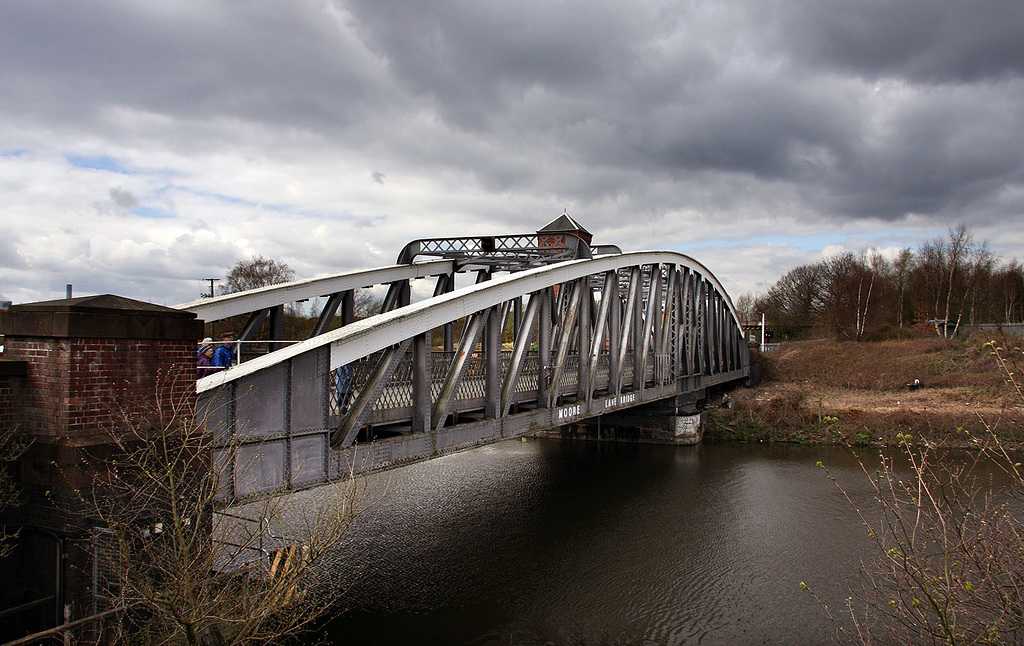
[0,373,24,429]
[4,336,195,438]
[0,296,202,440]
[4,339,68,436]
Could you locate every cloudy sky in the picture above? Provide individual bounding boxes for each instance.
[2,0,1023,308]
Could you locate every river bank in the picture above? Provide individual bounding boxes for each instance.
[706,335,1024,447]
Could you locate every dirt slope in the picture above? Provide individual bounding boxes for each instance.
[709,335,1024,446]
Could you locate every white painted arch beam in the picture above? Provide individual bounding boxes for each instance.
[176,259,456,322]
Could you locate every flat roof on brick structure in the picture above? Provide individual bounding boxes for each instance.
[0,294,201,340]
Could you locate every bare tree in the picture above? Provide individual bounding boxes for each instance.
[0,426,29,557]
[821,252,860,339]
[942,224,972,336]
[756,263,828,339]
[732,292,758,326]
[353,288,383,320]
[222,256,296,294]
[995,261,1024,323]
[82,376,358,645]
[851,250,888,341]
[891,247,913,329]
[912,224,992,337]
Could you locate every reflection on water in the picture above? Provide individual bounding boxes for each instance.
[311,440,1005,645]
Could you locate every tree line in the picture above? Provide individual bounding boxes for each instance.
[736,224,1024,341]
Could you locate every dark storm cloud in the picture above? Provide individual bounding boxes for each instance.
[339,0,1024,225]
[0,1,385,140]
[767,0,1024,83]
[342,0,650,129]
[823,87,1024,219]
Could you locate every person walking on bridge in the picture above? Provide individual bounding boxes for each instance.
[212,331,236,370]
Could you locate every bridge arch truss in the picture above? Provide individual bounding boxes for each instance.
[187,251,748,501]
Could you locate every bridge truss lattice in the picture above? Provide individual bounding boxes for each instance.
[179,239,748,502]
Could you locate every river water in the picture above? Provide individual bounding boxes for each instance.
[309,438,914,645]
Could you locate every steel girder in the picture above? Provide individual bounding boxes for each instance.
[195,251,749,502]
[176,259,455,323]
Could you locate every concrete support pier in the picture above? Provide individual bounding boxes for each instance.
[544,393,707,445]
[566,411,704,445]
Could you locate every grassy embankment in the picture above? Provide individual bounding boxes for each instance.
[706,334,1024,447]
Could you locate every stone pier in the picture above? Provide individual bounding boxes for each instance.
[542,393,707,445]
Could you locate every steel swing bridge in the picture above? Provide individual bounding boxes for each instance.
[177,218,749,502]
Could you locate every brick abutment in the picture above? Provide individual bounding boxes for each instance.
[0,295,202,639]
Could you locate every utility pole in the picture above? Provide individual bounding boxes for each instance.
[203,278,219,298]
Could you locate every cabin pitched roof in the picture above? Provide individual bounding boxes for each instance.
[538,212,592,237]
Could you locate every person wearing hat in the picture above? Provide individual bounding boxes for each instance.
[196,343,215,378]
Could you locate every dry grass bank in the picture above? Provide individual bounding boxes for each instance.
[707,335,1024,447]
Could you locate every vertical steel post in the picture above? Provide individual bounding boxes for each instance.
[513,296,523,338]
[342,289,355,325]
[678,269,690,375]
[443,274,455,352]
[701,279,711,375]
[269,304,285,351]
[761,312,766,353]
[724,298,733,371]
[576,280,592,401]
[716,296,723,372]
[538,287,552,404]
[412,332,431,433]
[608,271,622,395]
[671,270,679,380]
[484,306,501,419]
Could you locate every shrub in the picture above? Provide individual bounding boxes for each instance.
[806,342,1024,644]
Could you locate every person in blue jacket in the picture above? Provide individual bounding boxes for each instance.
[212,332,236,369]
